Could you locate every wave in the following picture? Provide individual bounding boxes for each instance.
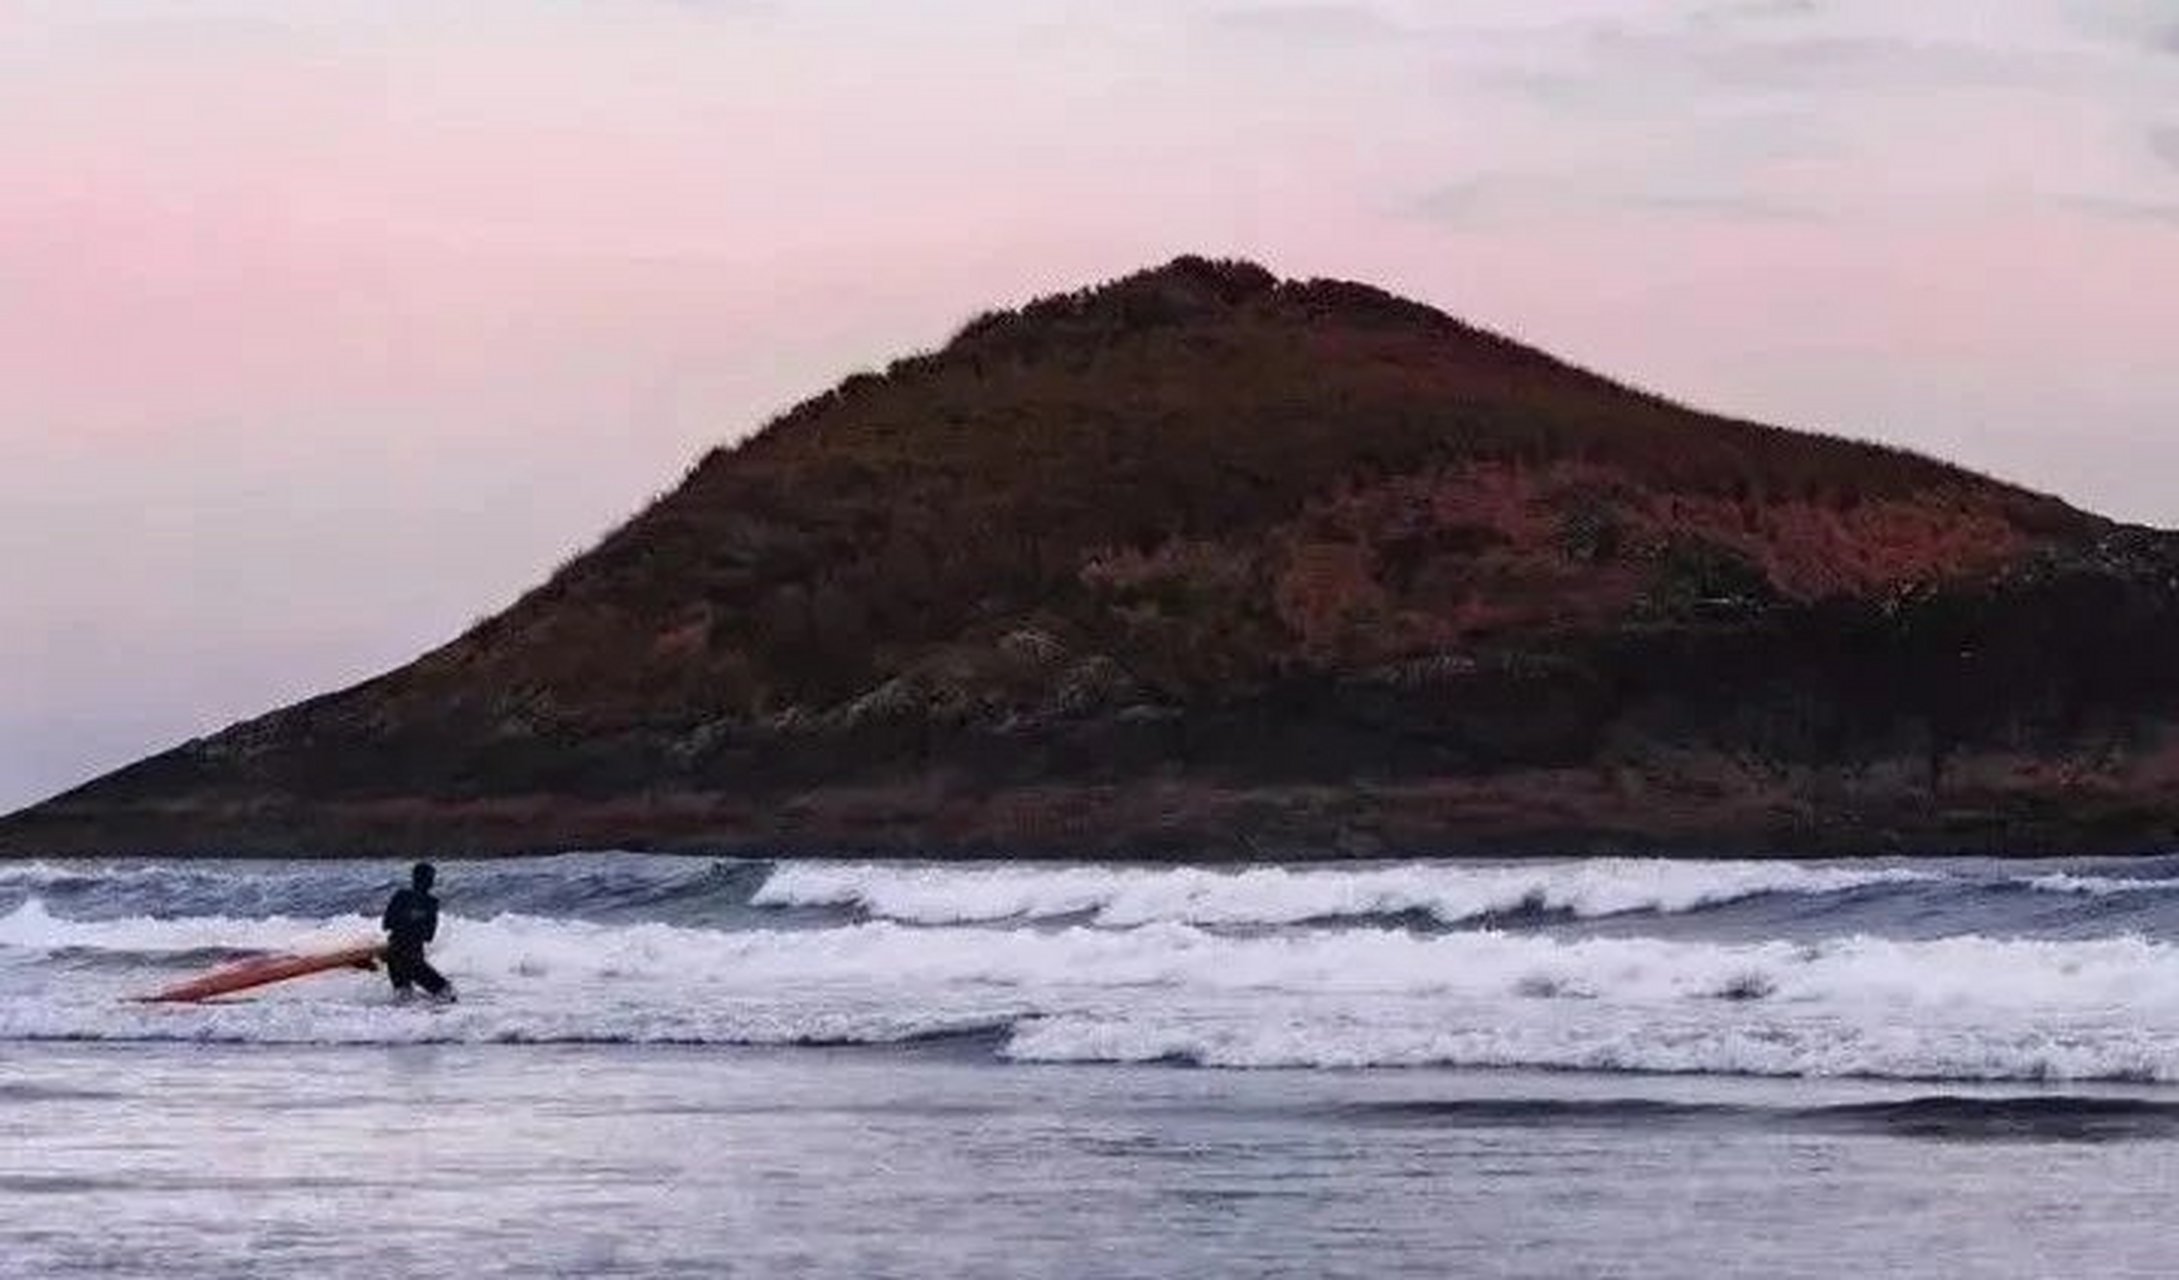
[1807,1095,2179,1140]
[0,856,770,927]
[0,898,372,956]
[1000,1009,2179,1081]
[748,859,1948,928]
[2020,873,2179,897]
[21,897,2179,1006]
[0,1082,129,1103]
[1331,1095,2179,1141]
[11,898,2179,1080]
[14,855,2179,941]
[1334,1097,1743,1127]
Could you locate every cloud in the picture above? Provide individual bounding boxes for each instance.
[2068,3,2179,58]
[1423,2,2179,238]
[1687,0,1823,28]
[1412,172,1818,227]
[1476,1,2130,128]
[2062,194,2179,225]
[1207,4,1405,43]
[1550,30,2068,102]
[2153,125,2179,169]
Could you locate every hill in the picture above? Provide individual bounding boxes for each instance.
[8,256,2179,857]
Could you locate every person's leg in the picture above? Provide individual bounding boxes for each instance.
[385,948,417,993]
[412,959,453,999]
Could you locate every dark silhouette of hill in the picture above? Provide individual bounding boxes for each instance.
[9,256,2179,857]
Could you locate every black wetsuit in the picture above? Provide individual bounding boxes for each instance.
[381,886,450,996]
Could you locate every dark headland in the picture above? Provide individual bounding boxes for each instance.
[9,257,2179,858]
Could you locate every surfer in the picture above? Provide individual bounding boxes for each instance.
[380,862,454,1000]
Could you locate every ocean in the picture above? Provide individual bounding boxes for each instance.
[7,854,2179,1277]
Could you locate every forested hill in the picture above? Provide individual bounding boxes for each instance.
[9,256,2178,857]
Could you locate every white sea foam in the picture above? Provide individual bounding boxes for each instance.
[751,860,1942,927]
[2021,872,2176,896]
[14,898,2179,1008]
[0,898,371,953]
[1001,1008,2179,1080]
[9,896,2179,1080]
[0,861,151,886]
[9,857,2176,926]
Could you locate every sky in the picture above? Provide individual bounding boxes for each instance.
[3,0,2177,813]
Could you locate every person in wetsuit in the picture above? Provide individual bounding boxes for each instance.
[380,861,453,999]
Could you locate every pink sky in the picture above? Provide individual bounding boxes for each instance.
[4,0,2177,811]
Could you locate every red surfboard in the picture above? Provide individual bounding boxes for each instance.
[138,941,386,1003]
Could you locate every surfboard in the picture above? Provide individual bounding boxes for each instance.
[137,941,386,1004]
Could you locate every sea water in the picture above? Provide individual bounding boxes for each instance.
[6,854,2179,1277]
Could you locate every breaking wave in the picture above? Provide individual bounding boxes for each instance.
[10,854,2179,936]
[8,867,2179,1081]
[748,859,1944,927]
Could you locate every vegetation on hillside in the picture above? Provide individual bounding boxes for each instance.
[14,256,2172,859]
[389,256,2092,730]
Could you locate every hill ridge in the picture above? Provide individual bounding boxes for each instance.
[7,256,2175,858]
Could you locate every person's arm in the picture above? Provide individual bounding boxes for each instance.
[381,889,405,933]
[423,897,439,943]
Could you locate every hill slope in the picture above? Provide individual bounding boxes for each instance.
[10,256,2179,857]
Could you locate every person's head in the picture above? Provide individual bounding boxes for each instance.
[411,862,436,891]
